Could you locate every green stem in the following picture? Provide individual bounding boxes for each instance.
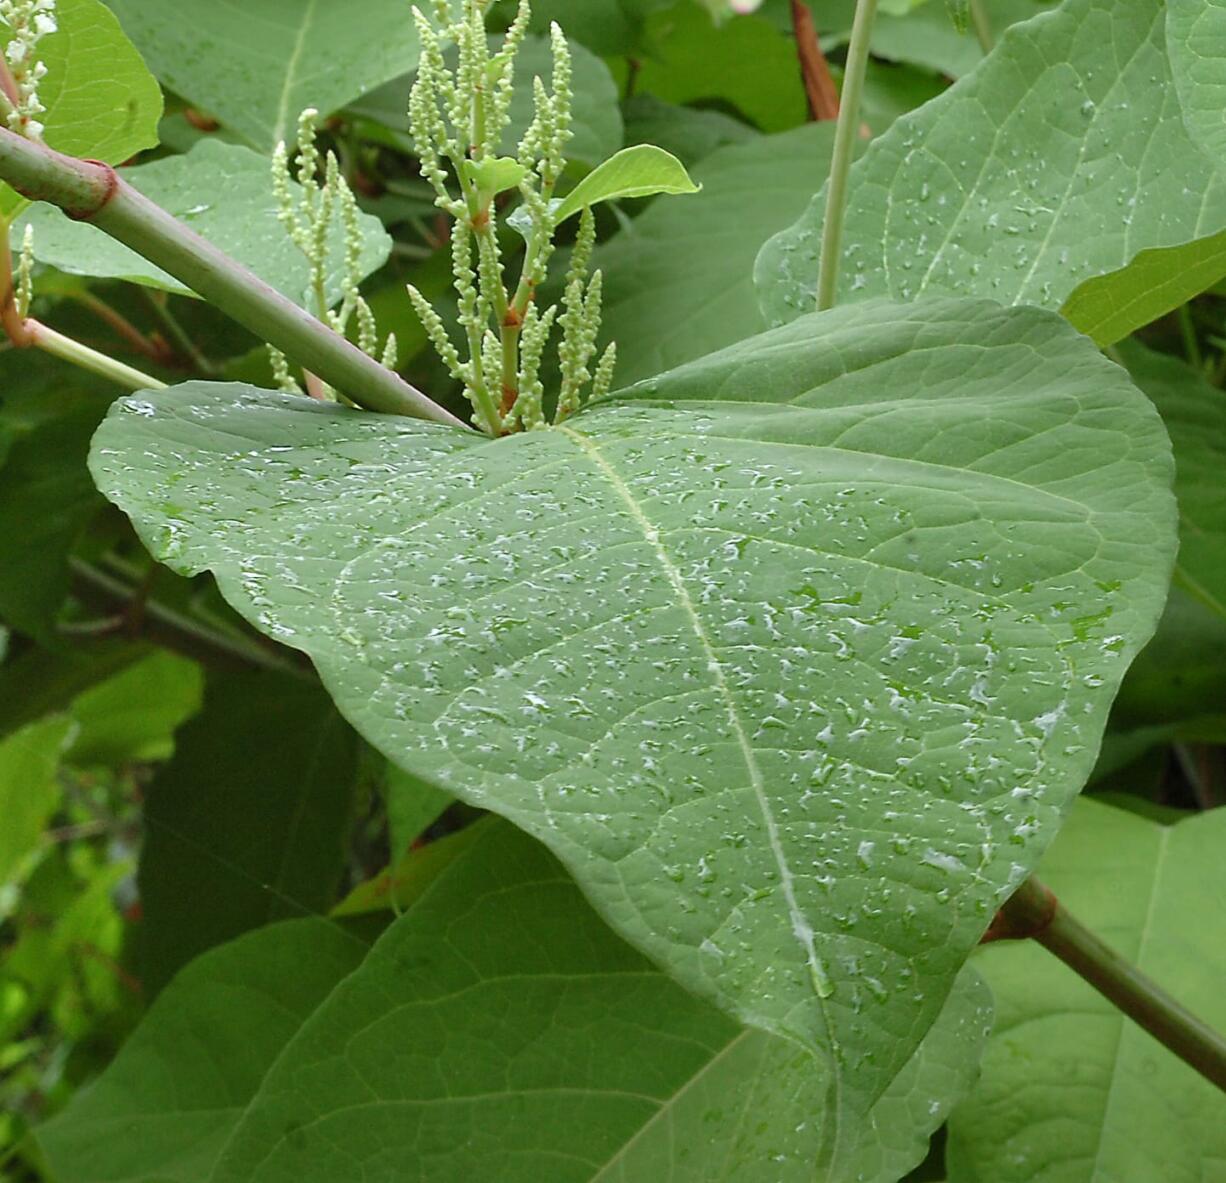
[999,877,1226,1093]
[816,0,878,311]
[140,288,218,375]
[968,0,994,53]
[0,127,464,427]
[27,319,166,389]
[1178,303,1203,369]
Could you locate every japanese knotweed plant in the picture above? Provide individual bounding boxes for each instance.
[1,0,1224,1177]
[405,1,616,434]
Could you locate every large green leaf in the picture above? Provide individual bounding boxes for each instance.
[106,0,422,151]
[90,298,1176,1147]
[136,670,362,995]
[19,139,391,308]
[757,0,1226,343]
[41,821,993,1182]
[598,122,836,385]
[946,798,1226,1182]
[0,0,163,218]
[1118,342,1226,620]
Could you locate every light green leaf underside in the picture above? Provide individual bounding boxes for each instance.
[1118,341,1226,621]
[597,122,837,386]
[1168,0,1226,163]
[756,0,1226,342]
[18,140,391,307]
[552,145,699,225]
[0,0,162,218]
[1060,228,1226,347]
[40,822,992,1183]
[105,0,422,151]
[947,799,1226,1183]
[89,298,1176,1155]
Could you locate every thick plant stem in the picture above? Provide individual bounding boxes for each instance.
[0,128,464,427]
[816,0,878,310]
[997,877,1226,1093]
[27,320,167,390]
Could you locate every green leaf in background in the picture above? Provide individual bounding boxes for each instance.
[1118,343,1226,620]
[41,821,994,1182]
[597,122,835,385]
[19,139,391,309]
[90,299,1175,1155]
[815,0,1047,80]
[623,1,807,132]
[513,0,673,56]
[0,405,105,642]
[946,799,1226,1183]
[622,93,757,167]
[65,651,203,766]
[37,918,369,1183]
[1168,0,1226,162]
[105,0,422,152]
[384,763,452,860]
[0,717,74,903]
[0,0,162,218]
[1113,587,1226,731]
[136,670,362,996]
[552,145,699,225]
[756,0,1226,342]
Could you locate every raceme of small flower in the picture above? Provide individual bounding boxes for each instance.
[406,0,616,437]
[0,0,55,139]
[269,108,398,400]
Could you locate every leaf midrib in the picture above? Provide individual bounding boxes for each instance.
[558,424,845,1155]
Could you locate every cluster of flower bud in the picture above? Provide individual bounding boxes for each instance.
[269,108,397,398]
[0,0,56,139]
[406,0,615,436]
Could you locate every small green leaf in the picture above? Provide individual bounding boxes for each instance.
[947,799,1226,1183]
[465,155,529,202]
[90,299,1176,1155]
[1168,0,1226,162]
[106,0,422,151]
[19,139,391,308]
[552,144,699,226]
[1061,229,1226,346]
[0,0,163,217]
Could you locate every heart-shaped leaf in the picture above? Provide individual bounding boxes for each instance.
[89,298,1176,1141]
[756,0,1226,344]
[39,820,993,1182]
